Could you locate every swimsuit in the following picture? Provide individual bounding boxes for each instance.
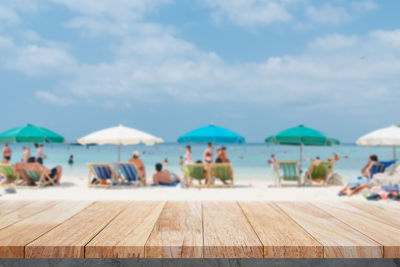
[3,156,10,161]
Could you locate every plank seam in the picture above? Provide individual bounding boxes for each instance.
[201,201,204,259]
[237,201,265,258]
[310,202,385,257]
[83,201,131,258]
[272,201,324,258]
[143,201,167,258]
[23,201,94,258]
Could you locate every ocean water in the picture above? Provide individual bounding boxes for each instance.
[4,143,397,182]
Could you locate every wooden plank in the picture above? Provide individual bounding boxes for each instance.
[319,202,400,258]
[145,201,203,258]
[0,201,31,217]
[0,201,90,258]
[26,201,128,258]
[239,201,323,258]
[276,202,382,258]
[346,201,400,229]
[0,201,59,231]
[86,201,165,258]
[203,201,263,258]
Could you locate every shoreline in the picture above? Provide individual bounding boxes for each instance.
[0,175,371,202]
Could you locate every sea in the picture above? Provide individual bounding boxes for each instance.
[5,143,397,182]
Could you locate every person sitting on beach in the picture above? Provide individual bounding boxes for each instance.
[306,156,321,172]
[203,143,213,164]
[2,144,12,164]
[215,148,223,163]
[15,161,62,186]
[152,163,181,185]
[338,155,378,196]
[129,151,146,184]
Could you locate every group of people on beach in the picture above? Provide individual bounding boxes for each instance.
[128,143,231,186]
[1,143,62,186]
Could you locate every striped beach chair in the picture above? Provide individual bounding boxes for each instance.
[0,164,21,184]
[22,165,55,188]
[278,161,300,186]
[119,162,142,186]
[210,163,234,187]
[183,163,208,187]
[87,163,119,188]
[305,161,334,185]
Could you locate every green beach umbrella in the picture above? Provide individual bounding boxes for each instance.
[0,124,64,144]
[265,125,339,172]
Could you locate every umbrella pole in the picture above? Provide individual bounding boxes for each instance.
[393,146,397,161]
[118,144,121,163]
[299,143,303,186]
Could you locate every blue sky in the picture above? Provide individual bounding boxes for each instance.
[1,0,400,142]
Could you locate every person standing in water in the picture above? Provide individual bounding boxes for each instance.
[22,147,31,163]
[68,155,74,165]
[203,143,213,164]
[36,144,46,164]
[184,145,192,164]
[2,144,12,164]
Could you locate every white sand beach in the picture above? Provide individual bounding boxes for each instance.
[0,175,371,202]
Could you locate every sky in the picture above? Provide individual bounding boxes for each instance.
[1,0,400,143]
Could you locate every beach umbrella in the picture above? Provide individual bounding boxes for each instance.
[177,125,245,144]
[356,125,400,160]
[0,123,64,144]
[265,125,339,170]
[77,124,164,162]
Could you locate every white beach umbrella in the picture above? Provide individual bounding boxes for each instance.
[77,124,164,161]
[356,125,400,160]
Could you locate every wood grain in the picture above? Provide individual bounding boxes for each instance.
[85,201,165,258]
[276,202,382,258]
[145,201,203,258]
[0,201,90,258]
[203,201,263,258]
[347,201,400,228]
[25,201,128,258]
[0,201,30,216]
[239,201,323,258]
[0,201,59,231]
[320,202,400,258]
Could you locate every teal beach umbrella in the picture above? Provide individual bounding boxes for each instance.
[265,125,339,172]
[178,125,245,144]
[0,124,64,144]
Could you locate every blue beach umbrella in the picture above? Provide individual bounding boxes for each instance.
[177,125,245,144]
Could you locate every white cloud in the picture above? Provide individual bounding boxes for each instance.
[305,3,351,25]
[0,5,19,23]
[35,91,74,106]
[203,0,292,27]
[5,44,76,76]
[309,34,359,50]
[201,0,378,29]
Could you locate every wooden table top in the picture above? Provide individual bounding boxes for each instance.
[0,200,398,258]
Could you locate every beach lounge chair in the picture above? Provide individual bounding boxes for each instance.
[209,163,234,187]
[304,161,334,185]
[119,162,143,186]
[21,165,56,188]
[370,160,396,178]
[0,164,21,185]
[277,161,301,186]
[183,163,209,187]
[87,163,120,188]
